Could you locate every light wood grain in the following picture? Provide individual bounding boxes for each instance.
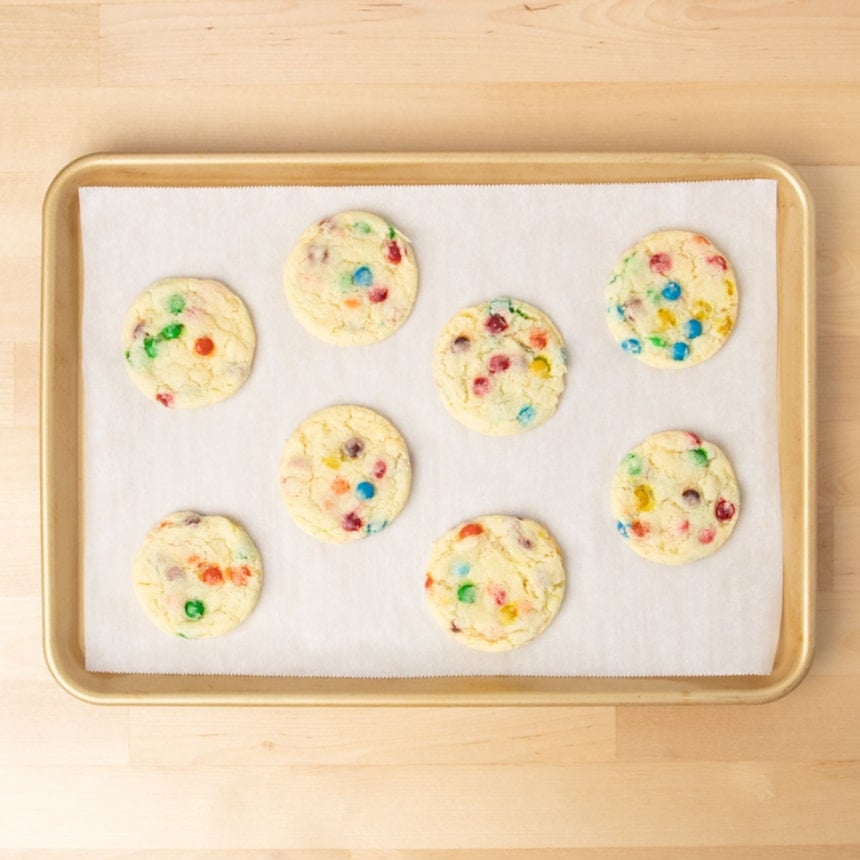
[2,0,859,855]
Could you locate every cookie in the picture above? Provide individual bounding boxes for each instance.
[424,515,566,652]
[283,211,418,345]
[612,430,740,564]
[280,405,412,543]
[133,511,263,638]
[433,297,567,435]
[605,230,738,367]
[123,277,256,408]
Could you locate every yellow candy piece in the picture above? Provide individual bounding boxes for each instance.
[321,455,340,470]
[725,279,735,296]
[500,603,519,624]
[657,308,676,330]
[716,316,734,336]
[692,299,713,322]
[529,356,551,378]
[634,483,655,512]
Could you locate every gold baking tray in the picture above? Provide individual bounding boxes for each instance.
[41,152,815,705]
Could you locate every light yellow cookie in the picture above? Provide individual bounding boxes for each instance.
[433,297,567,435]
[424,515,566,652]
[611,430,740,564]
[280,405,412,543]
[284,211,418,345]
[123,277,256,408]
[606,230,738,368]
[133,511,263,639]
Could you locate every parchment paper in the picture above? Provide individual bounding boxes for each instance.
[79,179,780,676]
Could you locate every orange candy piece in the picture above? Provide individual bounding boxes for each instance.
[458,523,484,540]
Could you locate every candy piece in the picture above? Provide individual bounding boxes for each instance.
[156,392,174,408]
[284,211,418,345]
[280,405,411,544]
[606,231,738,368]
[123,278,255,408]
[424,515,566,652]
[434,298,567,436]
[227,565,252,586]
[185,600,205,619]
[611,430,740,564]
[199,565,223,585]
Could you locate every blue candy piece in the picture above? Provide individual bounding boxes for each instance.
[517,405,536,426]
[616,521,629,539]
[615,304,624,319]
[671,341,690,361]
[685,318,703,339]
[352,266,373,287]
[661,281,682,301]
[355,481,375,500]
[621,338,642,354]
[453,561,471,577]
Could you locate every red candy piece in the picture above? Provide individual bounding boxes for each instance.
[386,241,402,264]
[227,565,252,586]
[458,523,484,540]
[200,566,223,585]
[529,329,548,350]
[194,336,215,356]
[631,520,650,538]
[676,519,690,535]
[489,584,507,606]
[472,376,490,396]
[342,512,363,532]
[484,314,508,334]
[706,254,728,271]
[373,460,387,479]
[488,354,511,374]
[649,253,671,274]
[686,432,702,446]
[715,499,736,521]
[368,286,389,303]
[155,392,174,407]
[425,573,433,590]
[698,526,716,544]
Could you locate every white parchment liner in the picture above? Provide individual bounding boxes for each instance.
[79,180,780,676]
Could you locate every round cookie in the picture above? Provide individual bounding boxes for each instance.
[433,297,567,435]
[424,515,566,652]
[123,277,256,408]
[612,430,740,564]
[283,211,418,345]
[605,230,739,368]
[280,405,412,543]
[133,511,263,638]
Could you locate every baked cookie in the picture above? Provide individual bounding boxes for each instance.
[283,211,418,345]
[606,230,738,368]
[424,515,566,652]
[133,511,263,638]
[611,430,740,564]
[123,277,256,408]
[433,297,567,435]
[280,405,412,543]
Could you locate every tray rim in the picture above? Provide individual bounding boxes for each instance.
[41,151,816,706]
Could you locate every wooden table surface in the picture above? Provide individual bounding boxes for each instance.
[2,1,858,855]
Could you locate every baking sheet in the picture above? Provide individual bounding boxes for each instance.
[79,179,780,677]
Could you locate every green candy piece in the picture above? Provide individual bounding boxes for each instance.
[159,323,184,340]
[124,349,131,362]
[508,304,531,320]
[457,583,478,604]
[184,600,205,620]
[689,447,710,466]
[143,337,158,358]
[167,294,186,315]
[352,221,372,234]
[625,452,642,476]
[648,335,667,348]
[388,226,397,239]
[646,288,661,304]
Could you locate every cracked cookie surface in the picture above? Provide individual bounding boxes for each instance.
[284,210,418,345]
[133,511,263,638]
[424,515,566,652]
[123,277,256,408]
[280,405,412,543]
[433,297,567,435]
[606,230,738,368]
[611,430,740,564]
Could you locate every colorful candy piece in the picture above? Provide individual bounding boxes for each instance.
[132,512,263,639]
[610,430,740,564]
[283,211,418,345]
[279,405,411,544]
[606,230,739,368]
[433,298,567,436]
[122,277,255,408]
[424,515,566,652]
